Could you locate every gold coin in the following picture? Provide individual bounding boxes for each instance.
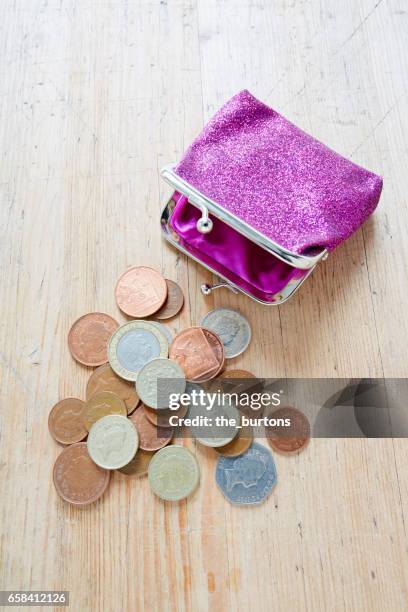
[219,369,256,379]
[81,391,127,431]
[117,448,154,476]
[86,363,140,415]
[144,403,188,428]
[215,424,253,457]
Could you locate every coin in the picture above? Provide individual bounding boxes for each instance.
[68,312,119,366]
[195,329,225,382]
[135,358,186,409]
[200,309,251,358]
[48,398,87,445]
[117,448,154,476]
[215,442,277,505]
[148,445,200,501]
[86,363,140,414]
[53,442,110,505]
[115,266,167,318]
[87,414,139,469]
[215,424,253,457]
[185,381,204,399]
[149,321,173,345]
[130,404,173,451]
[188,394,240,447]
[220,369,256,379]
[144,403,189,428]
[169,327,221,382]
[108,320,168,381]
[212,371,264,417]
[81,391,127,431]
[265,406,311,455]
[153,279,184,320]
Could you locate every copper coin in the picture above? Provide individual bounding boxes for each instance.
[215,424,253,457]
[48,398,88,445]
[194,329,225,382]
[220,369,256,379]
[266,406,311,455]
[117,448,154,476]
[144,403,189,428]
[115,266,168,318]
[210,372,264,418]
[86,363,140,415]
[153,279,184,320]
[68,312,119,366]
[82,390,127,431]
[130,404,173,451]
[53,442,110,505]
[169,327,221,382]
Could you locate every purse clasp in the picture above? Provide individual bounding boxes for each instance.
[196,206,213,234]
[201,282,239,295]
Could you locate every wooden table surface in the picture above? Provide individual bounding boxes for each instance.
[1,1,408,610]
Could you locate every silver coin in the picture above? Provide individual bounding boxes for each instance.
[200,308,251,358]
[87,414,139,470]
[108,321,168,381]
[149,321,173,346]
[135,358,186,409]
[185,382,204,403]
[215,442,277,505]
[188,393,240,447]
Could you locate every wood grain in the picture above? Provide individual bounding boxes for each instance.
[1,1,408,610]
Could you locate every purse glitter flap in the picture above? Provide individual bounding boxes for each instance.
[160,90,383,304]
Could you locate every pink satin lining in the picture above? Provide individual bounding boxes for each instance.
[170,193,308,302]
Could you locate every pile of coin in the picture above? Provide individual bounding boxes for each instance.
[50,265,310,507]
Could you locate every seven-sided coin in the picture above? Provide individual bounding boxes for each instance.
[215,442,277,505]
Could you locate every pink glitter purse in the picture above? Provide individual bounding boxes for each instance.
[160,90,382,304]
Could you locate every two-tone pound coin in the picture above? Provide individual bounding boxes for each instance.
[148,445,200,501]
[215,442,277,505]
[200,308,251,358]
[108,320,168,381]
[135,358,186,410]
[149,321,173,346]
[87,414,139,470]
